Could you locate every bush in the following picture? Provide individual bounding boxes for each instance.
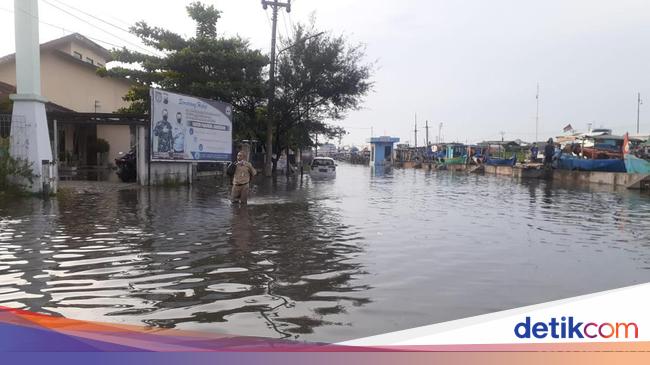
[93,138,110,154]
[0,137,35,193]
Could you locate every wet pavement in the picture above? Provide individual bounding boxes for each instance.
[1,163,650,342]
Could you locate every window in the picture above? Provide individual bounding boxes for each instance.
[86,57,94,65]
[313,159,333,166]
[73,51,82,59]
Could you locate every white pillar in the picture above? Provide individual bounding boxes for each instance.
[9,0,55,194]
[136,125,148,185]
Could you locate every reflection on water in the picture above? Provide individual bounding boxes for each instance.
[1,164,650,342]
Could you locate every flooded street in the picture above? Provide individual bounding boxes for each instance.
[1,163,650,343]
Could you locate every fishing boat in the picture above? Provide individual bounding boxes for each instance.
[442,144,467,165]
[443,156,467,165]
[623,133,650,174]
[557,155,626,173]
[625,154,650,174]
[485,154,517,166]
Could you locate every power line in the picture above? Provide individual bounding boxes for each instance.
[264,10,273,31]
[1,5,126,50]
[281,11,291,42]
[40,0,157,56]
[48,0,132,35]
[286,10,295,30]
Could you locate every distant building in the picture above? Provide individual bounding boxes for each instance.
[318,143,337,156]
[0,33,134,166]
[368,136,400,166]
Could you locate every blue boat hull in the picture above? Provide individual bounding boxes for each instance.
[486,157,516,166]
[624,154,650,174]
[557,156,626,172]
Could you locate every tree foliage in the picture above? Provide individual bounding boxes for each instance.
[102,3,373,166]
[274,21,373,154]
[0,138,34,194]
[102,2,268,141]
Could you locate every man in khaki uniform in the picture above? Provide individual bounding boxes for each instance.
[231,151,256,205]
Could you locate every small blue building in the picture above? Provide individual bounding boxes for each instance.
[367,136,400,166]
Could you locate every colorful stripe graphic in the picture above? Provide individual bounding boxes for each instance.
[2,306,650,354]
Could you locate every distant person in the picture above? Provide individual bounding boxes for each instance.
[153,109,173,153]
[231,151,257,205]
[530,143,539,162]
[544,138,555,167]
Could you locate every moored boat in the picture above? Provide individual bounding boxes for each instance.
[443,156,467,165]
[439,143,468,165]
[624,154,650,174]
[557,155,626,173]
[485,155,517,166]
[623,133,650,174]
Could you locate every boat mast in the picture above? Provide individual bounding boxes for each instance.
[637,92,642,135]
[414,113,418,148]
[535,83,540,143]
[425,120,430,147]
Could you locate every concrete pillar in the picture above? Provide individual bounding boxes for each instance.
[9,0,55,194]
[136,125,148,185]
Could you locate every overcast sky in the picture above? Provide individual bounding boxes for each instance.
[1,0,650,145]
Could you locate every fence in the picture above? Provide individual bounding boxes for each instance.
[0,114,10,138]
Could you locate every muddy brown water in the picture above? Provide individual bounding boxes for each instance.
[1,163,649,342]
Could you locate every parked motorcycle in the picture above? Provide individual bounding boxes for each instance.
[115,148,137,182]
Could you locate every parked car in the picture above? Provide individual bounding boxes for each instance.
[310,157,337,178]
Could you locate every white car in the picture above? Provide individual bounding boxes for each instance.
[310,157,337,178]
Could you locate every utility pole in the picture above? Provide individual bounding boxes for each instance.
[535,83,540,142]
[413,114,418,148]
[425,120,430,147]
[438,122,443,144]
[261,0,291,177]
[500,131,506,142]
[637,92,642,135]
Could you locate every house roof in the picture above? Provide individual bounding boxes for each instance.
[0,81,75,113]
[0,33,112,66]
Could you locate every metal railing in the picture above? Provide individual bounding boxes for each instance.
[0,114,10,138]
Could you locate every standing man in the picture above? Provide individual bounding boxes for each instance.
[544,138,555,168]
[530,143,539,163]
[231,151,256,205]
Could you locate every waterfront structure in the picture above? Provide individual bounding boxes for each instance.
[368,136,400,166]
[0,33,133,168]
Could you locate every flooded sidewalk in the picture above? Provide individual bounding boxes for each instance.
[1,163,650,342]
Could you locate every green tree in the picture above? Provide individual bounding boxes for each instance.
[101,2,268,142]
[273,21,373,167]
[0,138,34,194]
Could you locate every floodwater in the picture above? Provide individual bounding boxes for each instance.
[1,164,650,343]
